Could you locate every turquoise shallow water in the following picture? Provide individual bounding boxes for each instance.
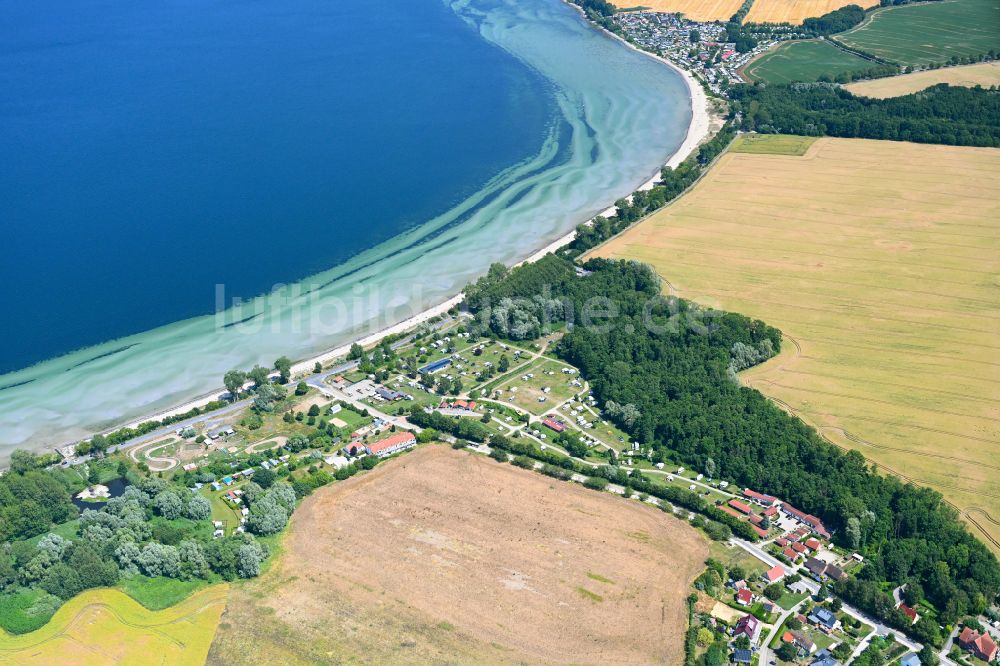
[0,0,690,455]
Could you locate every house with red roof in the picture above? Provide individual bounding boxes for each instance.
[751,525,769,538]
[783,547,798,560]
[763,505,779,518]
[959,627,998,662]
[542,417,565,433]
[775,537,790,548]
[720,505,744,519]
[781,504,832,539]
[748,514,763,525]
[743,488,777,506]
[734,614,762,643]
[792,541,807,554]
[898,603,919,625]
[736,588,754,606]
[804,537,821,551]
[366,431,417,458]
[763,564,785,583]
[728,499,753,515]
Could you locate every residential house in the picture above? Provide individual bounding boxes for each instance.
[808,607,840,633]
[763,564,785,583]
[763,505,779,518]
[736,588,754,606]
[958,626,999,662]
[804,538,821,551]
[743,488,777,506]
[825,565,847,582]
[375,386,408,401]
[782,630,816,655]
[366,431,417,458]
[811,648,843,666]
[728,499,753,515]
[720,505,744,520]
[732,648,752,664]
[734,614,761,644]
[782,547,798,560]
[899,653,920,666]
[897,603,919,625]
[804,557,828,579]
[780,504,832,539]
[342,441,366,457]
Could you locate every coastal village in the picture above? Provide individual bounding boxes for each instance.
[613,11,784,93]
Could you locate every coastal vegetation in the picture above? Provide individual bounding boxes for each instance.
[592,134,1000,573]
[569,123,737,254]
[729,82,1000,146]
[461,254,1000,638]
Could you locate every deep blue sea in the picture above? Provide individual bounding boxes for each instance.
[0,0,551,373]
[0,0,691,454]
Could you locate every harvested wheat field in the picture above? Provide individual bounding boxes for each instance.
[208,445,707,665]
[592,136,1000,552]
[745,0,875,23]
[619,0,746,22]
[0,586,227,665]
[845,61,1000,98]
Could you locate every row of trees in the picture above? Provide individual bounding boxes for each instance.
[462,255,1000,631]
[730,82,1000,147]
[565,124,737,255]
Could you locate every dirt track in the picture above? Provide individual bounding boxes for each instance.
[209,445,706,665]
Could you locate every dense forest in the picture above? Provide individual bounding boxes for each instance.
[729,82,1000,146]
[463,255,1000,635]
[801,4,866,35]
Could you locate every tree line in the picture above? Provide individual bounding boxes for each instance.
[801,4,866,35]
[568,124,736,255]
[729,82,1000,147]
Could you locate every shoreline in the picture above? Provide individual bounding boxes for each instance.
[572,7,711,218]
[44,5,712,456]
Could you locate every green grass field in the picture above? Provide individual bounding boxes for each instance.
[119,575,211,611]
[835,0,1000,66]
[0,588,61,634]
[494,358,580,416]
[730,134,818,155]
[742,40,870,83]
